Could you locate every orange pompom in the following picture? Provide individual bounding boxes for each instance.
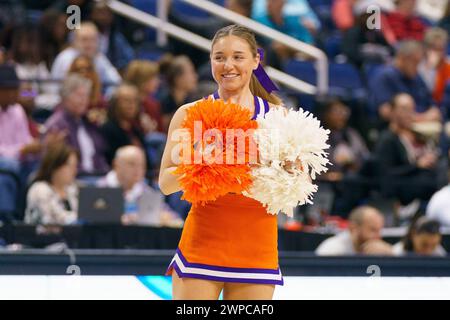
[173,98,258,205]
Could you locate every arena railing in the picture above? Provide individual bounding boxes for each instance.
[101,0,328,96]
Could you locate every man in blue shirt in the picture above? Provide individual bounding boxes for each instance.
[369,40,441,123]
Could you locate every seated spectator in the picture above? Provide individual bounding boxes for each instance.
[38,9,70,70]
[320,98,369,177]
[89,2,134,72]
[68,55,107,125]
[124,60,164,133]
[318,98,370,216]
[426,172,450,227]
[316,206,384,256]
[393,216,446,256]
[418,27,450,106]
[100,83,146,165]
[375,93,446,211]
[384,0,428,43]
[98,145,183,227]
[17,81,66,168]
[369,40,440,123]
[0,64,41,172]
[342,5,393,68]
[159,55,198,133]
[51,22,121,91]
[9,24,60,110]
[25,143,79,225]
[124,60,167,170]
[251,0,320,45]
[44,73,109,174]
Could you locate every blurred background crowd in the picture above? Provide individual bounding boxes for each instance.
[1,0,450,256]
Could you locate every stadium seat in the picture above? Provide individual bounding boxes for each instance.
[323,33,343,59]
[362,63,385,85]
[440,81,450,120]
[131,0,157,14]
[165,191,191,220]
[130,0,157,41]
[282,60,317,111]
[171,0,212,18]
[297,93,315,112]
[307,0,335,32]
[283,59,317,86]
[283,60,365,100]
[307,0,332,7]
[328,62,366,100]
[135,44,166,61]
[0,169,21,222]
[25,9,43,23]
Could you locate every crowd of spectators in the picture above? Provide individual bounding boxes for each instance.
[1,0,450,256]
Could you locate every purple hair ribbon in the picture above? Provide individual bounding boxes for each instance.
[253,48,279,93]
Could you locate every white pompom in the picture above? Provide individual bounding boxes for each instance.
[244,107,330,217]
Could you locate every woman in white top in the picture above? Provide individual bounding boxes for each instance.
[393,216,446,256]
[11,25,60,110]
[25,144,79,225]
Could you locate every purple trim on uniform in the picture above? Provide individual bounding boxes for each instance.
[172,263,284,285]
[175,248,280,274]
[212,91,261,120]
[251,95,260,120]
[263,99,270,114]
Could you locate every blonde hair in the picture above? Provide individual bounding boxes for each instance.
[68,55,101,106]
[211,24,282,106]
[124,60,159,91]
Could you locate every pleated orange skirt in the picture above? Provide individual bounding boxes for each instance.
[166,193,283,285]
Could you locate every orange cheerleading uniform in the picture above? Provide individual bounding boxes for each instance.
[166,93,283,285]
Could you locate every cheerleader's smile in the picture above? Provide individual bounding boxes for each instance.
[222,73,240,81]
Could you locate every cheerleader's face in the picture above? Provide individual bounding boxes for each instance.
[211,35,259,92]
